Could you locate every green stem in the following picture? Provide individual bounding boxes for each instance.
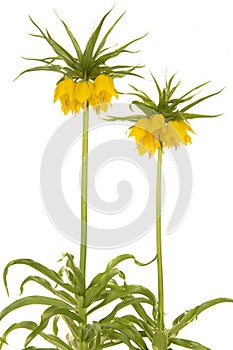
[79,107,89,350]
[156,147,164,330]
[80,107,89,280]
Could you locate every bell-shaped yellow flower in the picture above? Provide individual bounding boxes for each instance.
[94,74,118,105]
[129,114,195,156]
[54,78,76,115]
[129,114,165,156]
[74,81,95,105]
[163,121,194,148]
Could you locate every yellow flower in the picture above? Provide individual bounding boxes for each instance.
[162,121,194,148]
[129,114,195,156]
[94,74,118,105]
[129,114,165,156]
[54,79,98,115]
[74,81,95,105]
[54,75,119,115]
[54,78,75,115]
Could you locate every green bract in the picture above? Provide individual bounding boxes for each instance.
[106,72,223,123]
[16,8,145,82]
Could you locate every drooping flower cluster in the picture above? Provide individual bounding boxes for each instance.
[129,114,194,156]
[17,10,144,116]
[107,73,221,155]
[54,75,118,115]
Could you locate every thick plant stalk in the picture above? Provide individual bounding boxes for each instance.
[79,107,89,350]
[156,147,164,330]
[80,107,89,279]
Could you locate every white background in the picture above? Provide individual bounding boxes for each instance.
[0,0,233,349]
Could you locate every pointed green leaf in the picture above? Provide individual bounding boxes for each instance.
[151,72,162,99]
[29,17,80,70]
[101,321,146,349]
[19,275,78,305]
[179,112,222,120]
[3,258,78,295]
[25,306,82,346]
[87,283,157,316]
[85,268,122,307]
[94,12,125,59]
[37,333,73,350]
[93,33,146,67]
[0,321,37,350]
[0,296,73,321]
[61,253,85,295]
[45,29,80,70]
[169,337,211,350]
[61,316,80,342]
[119,314,154,340]
[132,101,157,116]
[105,253,156,271]
[83,7,114,69]
[169,297,233,337]
[103,114,144,123]
[178,81,211,100]
[111,318,149,349]
[55,12,83,63]
[100,297,153,323]
[165,73,178,99]
[180,88,224,112]
[14,65,64,80]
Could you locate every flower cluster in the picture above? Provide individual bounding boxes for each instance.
[129,114,194,156]
[107,73,221,156]
[54,75,118,115]
[17,10,144,116]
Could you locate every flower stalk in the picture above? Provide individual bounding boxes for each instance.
[156,146,164,331]
[79,106,89,350]
[80,106,89,280]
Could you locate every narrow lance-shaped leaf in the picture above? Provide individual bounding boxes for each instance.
[177,81,211,100]
[14,65,66,80]
[83,7,114,69]
[169,337,211,350]
[45,29,80,69]
[93,11,125,59]
[129,84,152,101]
[88,283,157,316]
[0,296,74,321]
[61,316,80,343]
[29,16,80,70]
[36,333,73,350]
[85,268,123,307]
[63,253,85,294]
[24,306,83,346]
[132,101,157,116]
[92,33,147,67]
[180,88,224,112]
[55,11,83,63]
[169,297,233,337]
[19,275,78,305]
[100,297,153,323]
[179,112,222,120]
[3,258,78,295]
[118,315,154,340]
[105,253,156,271]
[101,326,137,349]
[0,321,73,350]
[151,72,162,100]
[109,318,149,350]
[165,73,178,99]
